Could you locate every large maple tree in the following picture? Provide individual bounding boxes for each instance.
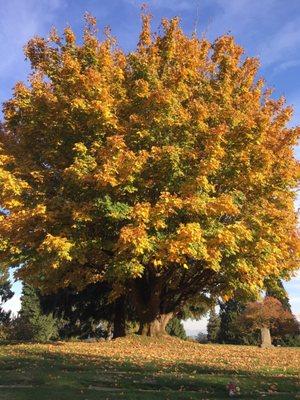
[0,13,299,336]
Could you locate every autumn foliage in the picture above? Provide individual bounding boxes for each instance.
[0,13,299,336]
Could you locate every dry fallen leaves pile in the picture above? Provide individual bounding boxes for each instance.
[1,336,299,376]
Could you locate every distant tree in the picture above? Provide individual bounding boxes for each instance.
[196,332,208,343]
[0,271,13,339]
[266,278,292,311]
[241,296,298,348]
[0,271,13,324]
[207,309,220,343]
[265,278,299,345]
[166,317,187,340]
[177,294,213,320]
[13,284,58,342]
[40,282,140,339]
[40,282,113,339]
[218,299,258,345]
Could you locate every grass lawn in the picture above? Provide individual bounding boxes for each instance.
[0,336,299,399]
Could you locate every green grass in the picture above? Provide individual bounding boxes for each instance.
[0,337,299,399]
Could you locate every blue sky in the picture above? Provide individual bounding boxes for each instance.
[1,0,300,331]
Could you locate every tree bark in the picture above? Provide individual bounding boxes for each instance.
[260,326,273,348]
[139,313,173,337]
[113,296,126,339]
[129,267,215,338]
[130,273,172,337]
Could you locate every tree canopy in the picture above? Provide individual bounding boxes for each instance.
[0,12,299,336]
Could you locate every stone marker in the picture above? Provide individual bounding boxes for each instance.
[260,327,273,348]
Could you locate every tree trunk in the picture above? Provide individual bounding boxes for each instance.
[113,296,126,339]
[260,326,272,348]
[139,313,173,337]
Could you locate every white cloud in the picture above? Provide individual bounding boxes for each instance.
[270,59,300,78]
[0,0,65,79]
[286,96,300,127]
[124,0,195,11]
[288,281,300,291]
[2,294,21,317]
[197,0,280,38]
[258,19,300,67]
[190,1,300,77]
[183,317,208,336]
[284,271,300,317]
[289,294,300,312]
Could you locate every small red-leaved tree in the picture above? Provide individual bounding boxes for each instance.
[241,296,298,348]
